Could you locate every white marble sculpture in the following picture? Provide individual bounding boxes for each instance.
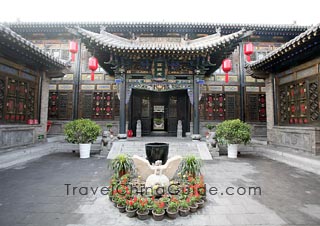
[177,120,182,138]
[132,155,182,181]
[136,120,142,138]
[145,160,170,189]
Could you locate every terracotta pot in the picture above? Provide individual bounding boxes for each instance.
[137,210,149,220]
[111,198,117,207]
[126,207,137,218]
[196,199,205,208]
[189,203,198,213]
[166,209,178,219]
[117,204,126,213]
[178,207,190,217]
[152,210,165,221]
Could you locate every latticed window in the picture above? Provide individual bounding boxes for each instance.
[278,76,319,125]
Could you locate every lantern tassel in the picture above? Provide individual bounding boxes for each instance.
[91,71,94,81]
[246,55,251,62]
[225,73,229,83]
[71,53,75,62]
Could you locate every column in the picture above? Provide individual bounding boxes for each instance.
[73,39,81,119]
[265,75,274,143]
[35,72,50,140]
[239,42,245,121]
[192,74,201,140]
[118,73,127,139]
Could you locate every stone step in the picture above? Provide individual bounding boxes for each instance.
[253,144,320,175]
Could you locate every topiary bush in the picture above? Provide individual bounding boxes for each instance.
[215,119,251,145]
[64,119,101,144]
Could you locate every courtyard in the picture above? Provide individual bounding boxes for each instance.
[0,151,319,226]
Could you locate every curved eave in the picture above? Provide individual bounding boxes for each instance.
[6,21,309,38]
[0,24,69,73]
[76,27,249,55]
[247,23,320,74]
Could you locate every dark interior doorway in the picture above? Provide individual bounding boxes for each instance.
[129,89,190,136]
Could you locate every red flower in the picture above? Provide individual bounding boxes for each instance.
[151,196,155,201]
[159,201,165,209]
[133,196,137,202]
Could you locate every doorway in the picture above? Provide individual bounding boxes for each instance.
[129,89,190,136]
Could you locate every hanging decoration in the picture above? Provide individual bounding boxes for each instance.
[222,59,232,83]
[88,56,98,81]
[244,42,254,62]
[69,41,78,62]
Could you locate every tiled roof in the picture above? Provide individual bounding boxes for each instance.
[76,27,247,52]
[6,21,308,37]
[247,23,320,72]
[0,24,69,70]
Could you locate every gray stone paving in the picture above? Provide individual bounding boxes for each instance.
[0,152,320,226]
[108,137,212,160]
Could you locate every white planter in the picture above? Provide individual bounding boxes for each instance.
[227,144,238,158]
[79,143,91,158]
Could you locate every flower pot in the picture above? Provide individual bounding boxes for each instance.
[126,207,137,218]
[111,198,117,207]
[196,199,205,209]
[137,210,149,220]
[79,143,91,158]
[166,209,178,219]
[189,203,198,213]
[178,207,190,217]
[152,210,165,221]
[117,204,126,213]
[227,144,238,158]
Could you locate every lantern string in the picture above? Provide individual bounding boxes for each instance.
[247,55,251,62]
[225,73,229,83]
[71,53,75,62]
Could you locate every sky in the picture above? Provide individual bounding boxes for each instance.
[0,0,319,26]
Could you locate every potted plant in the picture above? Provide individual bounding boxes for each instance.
[111,154,134,178]
[166,198,179,219]
[136,197,149,220]
[152,201,165,221]
[178,199,190,217]
[205,124,215,136]
[64,119,101,158]
[159,194,170,207]
[116,196,126,213]
[188,196,198,213]
[215,119,251,158]
[180,155,203,177]
[126,197,138,218]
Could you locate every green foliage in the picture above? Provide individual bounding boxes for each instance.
[64,119,101,144]
[205,124,215,131]
[215,119,251,145]
[106,123,113,129]
[111,154,134,178]
[180,155,202,177]
[167,200,179,212]
[179,199,189,210]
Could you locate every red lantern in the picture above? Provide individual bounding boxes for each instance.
[222,59,232,83]
[88,56,98,81]
[69,41,78,62]
[244,42,254,62]
[127,130,133,137]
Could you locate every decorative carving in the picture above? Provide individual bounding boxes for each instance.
[309,82,319,121]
